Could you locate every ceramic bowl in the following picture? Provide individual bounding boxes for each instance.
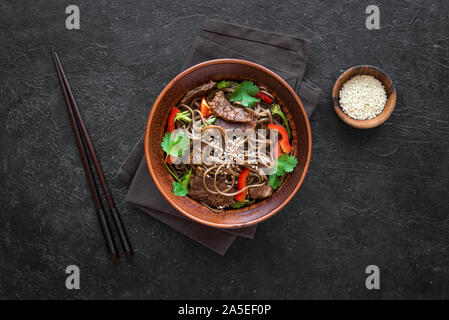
[144,59,312,228]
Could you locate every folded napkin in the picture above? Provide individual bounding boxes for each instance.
[118,19,323,255]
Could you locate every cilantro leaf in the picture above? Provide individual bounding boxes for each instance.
[173,182,188,197]
[170,131,190,157]
[277,154,298,175]
[229,80,260,107]
[269,155,298,189]
[231,199,250,208]
[161,132,173,153]
[269,174,282,190]
[172,169,192,197]
[161,131,190,157]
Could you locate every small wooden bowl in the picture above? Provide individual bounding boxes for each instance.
[332,65,397,129]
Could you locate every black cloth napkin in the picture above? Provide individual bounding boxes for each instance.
[118,19,323,255]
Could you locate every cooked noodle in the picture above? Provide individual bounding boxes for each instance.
[164,80,294,211]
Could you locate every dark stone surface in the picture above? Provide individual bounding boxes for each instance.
[1,0,448,299]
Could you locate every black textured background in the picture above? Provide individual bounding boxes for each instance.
[1,0,448,299]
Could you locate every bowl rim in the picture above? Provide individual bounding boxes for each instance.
[144,58,312,229]
[332,64,397,129]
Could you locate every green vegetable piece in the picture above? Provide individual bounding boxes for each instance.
[207,117,216,124]
[162,131,190,183]
[276,154,298,176]
[217,80,233,89]
[268,154,298,189]
[161,131,190,157]
[172,169,192,197]
[161,132,180,154]
[201,117,216,128]
[231,199,250,208]
[270,104,291,139]
[171,131,190,157]
[269,174,282,190]
[161,132,173,153]
[175,110,192,124]
[229,80,260,108]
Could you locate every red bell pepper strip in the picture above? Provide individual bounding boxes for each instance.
[200,97,212,117]
[166,107,181,133]
[268,124,292,154]
[255,90,273,104]
[234,168,250,202]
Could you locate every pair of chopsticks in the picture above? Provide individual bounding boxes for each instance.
[52,50,132,261]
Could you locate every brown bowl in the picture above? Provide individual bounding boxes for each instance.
[332,65,397,129]
[144,59,312,229]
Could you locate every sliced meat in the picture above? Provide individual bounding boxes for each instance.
[189,174,235,208]
[248,184,273,200]
[209,91,256,123]
[180,80,216,104]
[215,117,257,131]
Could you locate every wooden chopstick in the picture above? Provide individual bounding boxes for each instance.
[51,50,118,261]
[52,50,132,260]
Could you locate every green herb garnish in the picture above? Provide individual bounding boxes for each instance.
[269,174,282,190]
[161,131,190,157]
[276,154,298,175]
[162,131,190,183]
[231,199,250,208]
[172,169,192,197]
[161,132,178,155]
[269,154,298,189]
[217,80,233,89]
[229,80,260,108]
